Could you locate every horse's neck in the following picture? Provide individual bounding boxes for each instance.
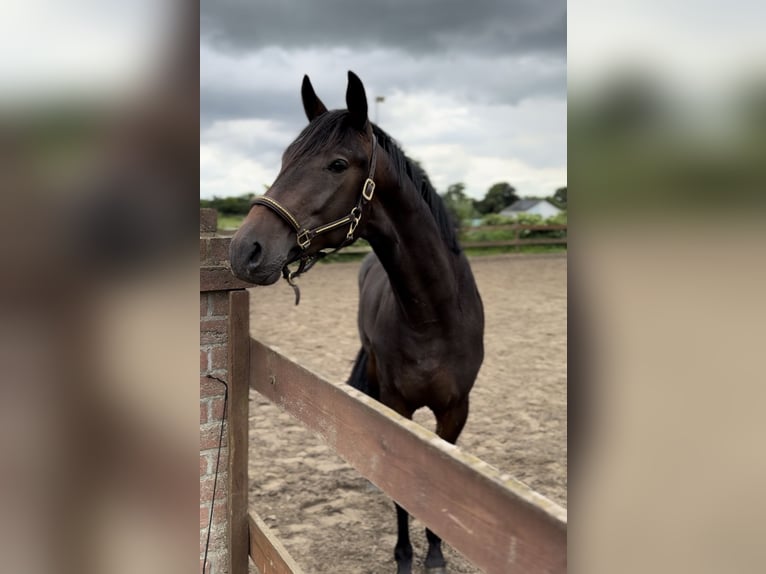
[363,174,459,326]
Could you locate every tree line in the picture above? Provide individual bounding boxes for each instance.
[441,182,566,225]
[200,193,255,215]
[200,183,567,223]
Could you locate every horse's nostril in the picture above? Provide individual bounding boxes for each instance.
[248,241,263,267]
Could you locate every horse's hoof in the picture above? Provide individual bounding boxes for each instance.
[424,567,447,574]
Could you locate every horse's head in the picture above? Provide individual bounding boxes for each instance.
[229,71,376,285]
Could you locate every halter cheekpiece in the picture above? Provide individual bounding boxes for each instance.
[250,134,378,304]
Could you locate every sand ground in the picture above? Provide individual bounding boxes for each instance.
[247,253,567,573]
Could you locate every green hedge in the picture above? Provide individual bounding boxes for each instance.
[461,213,567,242]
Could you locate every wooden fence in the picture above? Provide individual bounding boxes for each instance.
[224,291,567,574]
[219,223,568,253]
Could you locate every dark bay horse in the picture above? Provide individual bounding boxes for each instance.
[229,72,484,574]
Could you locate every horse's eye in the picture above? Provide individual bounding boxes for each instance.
[327,159,349,173]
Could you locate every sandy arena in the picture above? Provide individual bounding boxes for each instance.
[247,253,566,573]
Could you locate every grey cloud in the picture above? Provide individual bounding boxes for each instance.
[201,86,303,130]
[200,2,566,199]
[202,0,565,57]
[200,47,565,130]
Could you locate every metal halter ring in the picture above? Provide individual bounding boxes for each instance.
[297,230,312,249]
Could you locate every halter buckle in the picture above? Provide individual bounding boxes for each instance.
[346,207,362,241]
[297,230,311,249]
[362,178,376,201]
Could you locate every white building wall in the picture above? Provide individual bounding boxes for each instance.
[500,201,562,219]
[527,201,561,218]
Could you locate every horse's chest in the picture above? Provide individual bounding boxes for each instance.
[376,340,457,387]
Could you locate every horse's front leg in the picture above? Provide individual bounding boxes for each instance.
[424,527,446,573]
[394,503,413,574]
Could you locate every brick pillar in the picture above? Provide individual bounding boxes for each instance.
[200,209,251,574]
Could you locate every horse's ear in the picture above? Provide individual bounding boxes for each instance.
[345,71,368,131]
[301,75,328,122]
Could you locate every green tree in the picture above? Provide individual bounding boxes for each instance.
[474,182,519,214]
[550,186,567,209]
[441,183,477,226]
[200,192,255,215]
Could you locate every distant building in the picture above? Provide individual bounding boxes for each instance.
[499,198,562,219]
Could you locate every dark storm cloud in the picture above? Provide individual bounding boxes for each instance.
[201,0,565,57]
[200,45,566,130]
[201,1,567,200]
[201,85,301,129]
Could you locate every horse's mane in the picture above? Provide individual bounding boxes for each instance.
[371,124,461,254]
[285,110,461,254]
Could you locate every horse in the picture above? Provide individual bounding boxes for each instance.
[229,71,484,574]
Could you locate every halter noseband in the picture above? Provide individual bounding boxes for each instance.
[250,134,378,304]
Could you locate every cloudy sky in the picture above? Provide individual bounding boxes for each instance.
[200,1,566,200]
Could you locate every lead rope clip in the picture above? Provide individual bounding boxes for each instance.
[282,267,301,306]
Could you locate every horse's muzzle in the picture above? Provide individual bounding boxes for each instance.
[229,234,285,285]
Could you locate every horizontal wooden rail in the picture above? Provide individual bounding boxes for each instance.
[219,225,567,253]
[325,230,568,256]
[462,237,568,249]
[250,340,567,574]
[465,224,567,233]
[248,513,304,574]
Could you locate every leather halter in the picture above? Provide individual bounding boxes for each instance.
[250,135,378,304]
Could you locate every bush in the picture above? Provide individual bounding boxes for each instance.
[481,213,515,226]
[545,212,567,226]
[513,213,545,226]
[200,193,255,215]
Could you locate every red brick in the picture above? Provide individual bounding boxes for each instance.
[200,294,208,317]
[200,317,227,333]
[200,450,228,476]
[200,376,226,398]
[210,345,228,371]
[208,292,230,316]
[201,526,227,554]
[200,502,227,531]
[200,449,228,475]
[208,397,226,421]
[207,237,232,265]
[200,318,228,345]
[210,501,228,525]
[199,239,207,263]
[200,349,209,373]
[200,397,227,424]
[200,208,218,233]
[200,476,228,503]
[200,422,228,450]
